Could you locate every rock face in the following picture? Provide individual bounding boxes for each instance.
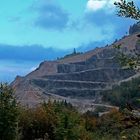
[129,22,140,35]
[11,33,140,107]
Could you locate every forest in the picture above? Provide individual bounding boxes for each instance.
[0,0,140,140]
[0,84,140,140]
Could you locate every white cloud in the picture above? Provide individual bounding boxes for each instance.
[87,0,106,11]
[86,0,120,12]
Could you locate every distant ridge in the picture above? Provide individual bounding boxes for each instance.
[129,21,140,35]
[11,25,140,110]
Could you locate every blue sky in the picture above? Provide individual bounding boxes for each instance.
[0,0,139,82]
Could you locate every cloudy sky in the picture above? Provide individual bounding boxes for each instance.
[0,0,138,82]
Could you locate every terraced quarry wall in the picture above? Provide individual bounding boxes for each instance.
[11,33,140,107]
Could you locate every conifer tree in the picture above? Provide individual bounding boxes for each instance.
[0,84,19,140]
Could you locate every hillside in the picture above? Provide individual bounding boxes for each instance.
[11,30,140,109]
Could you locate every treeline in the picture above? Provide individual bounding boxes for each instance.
[102,77,140,109]
[0,84,140,140]
[57,48,83,60]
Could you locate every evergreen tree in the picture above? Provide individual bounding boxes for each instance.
[0,83,19,140]
[73,48,76,54]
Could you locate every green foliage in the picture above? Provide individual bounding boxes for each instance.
[114,0,140,70]
[114,0,140,20]
[0,90,139,140]
[19,101,58,140]
[114,44,139,70]
[102,77,140,108]
[0,83,19,140]
[2,1,140,139]
[18,100,93,140]
[82,108,140,140]
[48,100,93,140]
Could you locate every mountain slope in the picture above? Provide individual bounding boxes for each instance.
[11,33,140,107]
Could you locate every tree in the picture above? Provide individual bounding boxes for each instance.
[114,0,140,70]
[19,100,58,140]
[73,48,76,54]
[114,0,140,20]
[0,83,19,140]
[114,1,140,138]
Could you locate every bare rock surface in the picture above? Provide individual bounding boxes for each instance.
[11,33,140,111]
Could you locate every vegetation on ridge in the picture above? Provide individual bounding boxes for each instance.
[57,48,83,60]
[102,76,140,108]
